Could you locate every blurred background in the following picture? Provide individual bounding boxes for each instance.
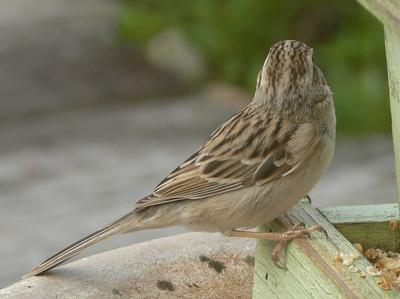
[0,0,397,288]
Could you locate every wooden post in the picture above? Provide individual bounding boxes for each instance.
[385,28,400,207]
[355,1,400,34]
[357,0,400,211]
[357,0,400,210]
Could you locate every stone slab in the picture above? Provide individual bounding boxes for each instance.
[0,232,256,299]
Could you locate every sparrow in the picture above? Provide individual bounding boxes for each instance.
[24,40,335,278]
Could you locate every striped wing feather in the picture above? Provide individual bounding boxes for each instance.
[135,105,316,210]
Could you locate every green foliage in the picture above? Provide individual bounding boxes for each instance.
[119,0,390,134]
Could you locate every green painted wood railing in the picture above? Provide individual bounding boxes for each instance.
[321,203,400,251]
[358,0,400,211]
[253,201,399,298]
[252,1,400,298]
[385,28,400,207]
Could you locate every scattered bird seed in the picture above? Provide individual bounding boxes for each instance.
[366,266,382,276]
[388,220,400,231]
[352,243,364,254]
[378,277,391,291]
[333,252,342,262]
[348,265,359,273]
[342,254,354,266]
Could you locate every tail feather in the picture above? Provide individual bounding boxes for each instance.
[23,212,134,278]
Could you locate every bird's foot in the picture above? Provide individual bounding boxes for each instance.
[270,222,323,268]
[225,222,325,269]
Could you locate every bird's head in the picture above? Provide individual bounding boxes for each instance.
[255,40,328,105]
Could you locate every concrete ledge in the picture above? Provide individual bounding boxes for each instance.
[1,233,255,298]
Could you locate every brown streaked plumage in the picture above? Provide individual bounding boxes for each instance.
[24,40,336,277]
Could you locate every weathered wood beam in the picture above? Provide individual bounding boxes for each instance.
[320,204,399,223]
[384,27,400,209]
[252,201,398,298]
[356,0,400,34]
[320,204,400,251]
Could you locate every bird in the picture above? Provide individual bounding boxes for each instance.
[24,40,335,278]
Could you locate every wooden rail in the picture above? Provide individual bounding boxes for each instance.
[253,202,399,298]
[253,1,400,297]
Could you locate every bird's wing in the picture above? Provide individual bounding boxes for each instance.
[135,105,318,210]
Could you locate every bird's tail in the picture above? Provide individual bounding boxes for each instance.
[23,212,136,278]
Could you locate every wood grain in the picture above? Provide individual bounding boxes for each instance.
[320,204,400,251]
[385,27,400,209]
[356,0,400,34]
[252,201,399,298]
